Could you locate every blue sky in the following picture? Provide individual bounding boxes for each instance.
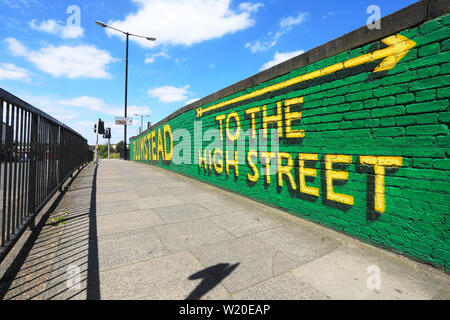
[0,0,417,145]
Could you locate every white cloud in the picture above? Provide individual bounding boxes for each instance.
[245,12,307,53]
[5,38,116,79]
[0,63,31,82]
[3,0,37,9]
[106,0,257,48]
[59,96,151,117]
[16,92,151,144]
[323,11,342,19]
[29,45,115,79]
[239,2,263,13]
[260,50,304,71]
[145,48,170,64]
[148,85,190,103]
[60,96,107,111]
[29,19,84,39]
[20,94,79,121]
[280,12,307,29]
[5,38,27,56]
[245,38,277,53]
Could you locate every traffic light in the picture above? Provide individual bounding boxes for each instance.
[98,119,105,134]
[94,123,97,133]
[103,127,111,139]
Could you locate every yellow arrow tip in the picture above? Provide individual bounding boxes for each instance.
[374,34,416,73]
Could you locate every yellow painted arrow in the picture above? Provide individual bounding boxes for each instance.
[196,34,416,118]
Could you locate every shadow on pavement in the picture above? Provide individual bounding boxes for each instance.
[0,163,100,300]
[186,263,239,300]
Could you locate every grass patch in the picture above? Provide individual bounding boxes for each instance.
[48,211,68,226]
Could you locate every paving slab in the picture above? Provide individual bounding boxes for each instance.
[190,235,301,293]
[255,223,342,266]
[99,251,230,300]
[199,197,257,214]
[209,209,285,237]
[96,209,165,236]
[154,219,234,252]
[97,228,168,271]
[133,195,183,210]
[95,191,140,203]
[291,246,445,300]
[153,203,216,223]
[96,200,138,216]
[233,272,330,300]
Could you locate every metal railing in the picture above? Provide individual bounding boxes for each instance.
[0,88,93,262]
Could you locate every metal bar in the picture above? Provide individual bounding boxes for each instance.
[27,112,37,224]
[12,105,19,232]
[0,100,3,246]
[6,103,13,241]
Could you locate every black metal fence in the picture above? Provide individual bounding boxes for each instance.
[0,88,92,262]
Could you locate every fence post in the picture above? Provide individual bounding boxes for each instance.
[27,113,38,230]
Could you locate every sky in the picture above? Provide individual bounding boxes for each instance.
[0,0,418,145]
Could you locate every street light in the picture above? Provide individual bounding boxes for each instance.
[133,114,151,134]
[96,20,156,160]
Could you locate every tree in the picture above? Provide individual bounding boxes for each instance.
[115,140,125,154]
[98,144,109,158]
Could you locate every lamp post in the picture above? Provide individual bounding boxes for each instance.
[96,20,156,160]
[134,114,151,134]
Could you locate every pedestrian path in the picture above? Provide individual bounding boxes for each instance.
[0,160,448,300]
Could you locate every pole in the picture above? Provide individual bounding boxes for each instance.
[140,115,143,134]
[95,127,98,163]
[124,33,129,160]
[108,138,110,160]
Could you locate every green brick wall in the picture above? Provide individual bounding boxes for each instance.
[130,15,450,271]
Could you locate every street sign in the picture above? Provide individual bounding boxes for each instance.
[115,117,133,125]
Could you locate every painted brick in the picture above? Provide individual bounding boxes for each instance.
[372,127,404,137]
[438,112,450,123]
[405,124,448,136]
[416,113,438,124]
[416,89,436,102]
[396,93,415,104]
[437,86,450,98]
[441,62,450,74]
[371,106,403,118]
[418,43,440,57]
[417,65,440,78]
[405,100,449,114]
[419,19,440,34]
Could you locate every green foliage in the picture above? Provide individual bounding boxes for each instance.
[98,144,109,158]
[115,141,125,154]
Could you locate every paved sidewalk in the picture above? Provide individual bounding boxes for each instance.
[1,160,448,300]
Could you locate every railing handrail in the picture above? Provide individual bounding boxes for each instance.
[0,88,93,264]
[0,87,87,142]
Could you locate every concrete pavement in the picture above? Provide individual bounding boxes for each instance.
[0,159,448,300]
